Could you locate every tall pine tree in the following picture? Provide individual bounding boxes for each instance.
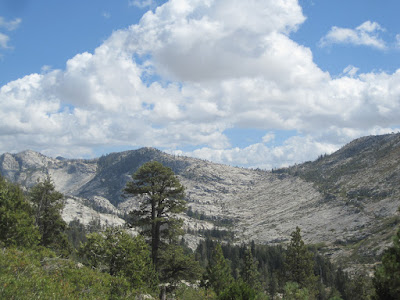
[240,246,262,291]
[30,177,70,254]
[0,175,39,247]
[202,243,234,296]
[124,161,186,270]
[284,227,317,293]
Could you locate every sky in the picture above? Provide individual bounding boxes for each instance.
[0,0,399,169]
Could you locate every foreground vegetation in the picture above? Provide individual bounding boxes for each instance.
[1,161,399,299]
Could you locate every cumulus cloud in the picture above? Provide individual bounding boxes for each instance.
[319,20,386,49]
[0,1,400,168]
[129,0,306,82]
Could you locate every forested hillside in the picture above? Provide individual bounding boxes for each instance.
[2,172,399,299]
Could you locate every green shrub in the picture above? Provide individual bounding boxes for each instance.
[218,280,268,300]
[0,176,40,248]
[0,247,136,299]
[283,282,311,300]
[175,285,216,300]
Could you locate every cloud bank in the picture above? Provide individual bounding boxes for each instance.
[0,0,399,168]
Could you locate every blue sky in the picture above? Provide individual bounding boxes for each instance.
[294,0,400,75]
[0,1,148,84]
[0,0,399,169]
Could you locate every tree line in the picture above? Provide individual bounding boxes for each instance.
[0,161,400,299]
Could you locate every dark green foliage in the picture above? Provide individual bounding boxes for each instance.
[312,247,336,288]
[66,219,87,249]
[268,272,279,299]
[158,244,202,289]
[334,268,372,300]
[202,243,234,296]
[251,243,285,295]
[283,282,311,300]
[350,272,373,300]
[373,228,400,299]
[125,161,186,269]
[79,227,158,291]
[187,227,235,241]
[195,238,285,296]
[186,207,235,227]
[284,227,317,293]
[195,237,373,299]
[218,279,268,300]
[30,177,70,255]
[334,267,348,299]
[0,176,39,248]
[240,247,262,292]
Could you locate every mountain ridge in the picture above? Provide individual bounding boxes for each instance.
[1,133,400,266]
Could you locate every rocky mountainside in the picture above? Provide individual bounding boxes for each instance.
[1,133,400,266]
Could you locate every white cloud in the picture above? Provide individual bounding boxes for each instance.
[41,65,52,73]
[262,132,275,144]
[0,1,400,168]
[319,20,386,49]
[0,17,22,31]
[129,0,154,8]
[0,32,10,48]
[129,0,306,82]
[341,65,359,77]
[171,135,339,169]
[0,17,21,50]
[356,20,384,33]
